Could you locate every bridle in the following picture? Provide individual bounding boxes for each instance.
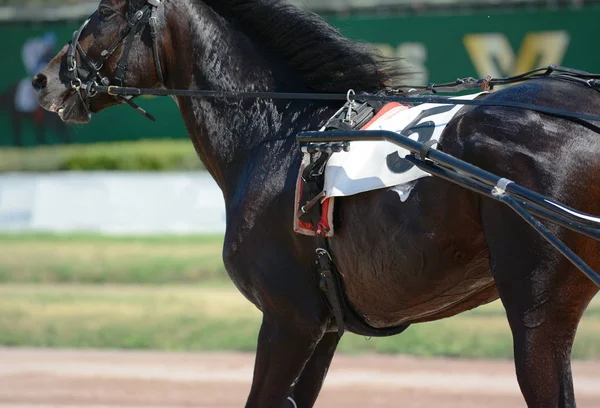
[66,0,164,121]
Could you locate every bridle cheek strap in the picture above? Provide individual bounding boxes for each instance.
[149,6,165,84]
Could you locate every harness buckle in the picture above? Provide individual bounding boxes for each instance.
[71,78,82,91]
[130,10,144,26]
[85,81,99,98]
[107,86,119,96]
[316,248,333,261]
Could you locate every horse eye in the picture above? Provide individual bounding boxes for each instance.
[98,6,114,19]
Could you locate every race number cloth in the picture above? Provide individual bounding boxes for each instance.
[323,93,485,198]
[293,92,485,237]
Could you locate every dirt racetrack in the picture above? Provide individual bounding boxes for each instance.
[0,349,599,408]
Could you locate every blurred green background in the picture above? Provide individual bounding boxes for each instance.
[2,1,600,150]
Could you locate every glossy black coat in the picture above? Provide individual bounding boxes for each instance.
[35,1,600,406]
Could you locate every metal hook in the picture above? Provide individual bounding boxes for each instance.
[345,89,356,125]
[346,89,355,104]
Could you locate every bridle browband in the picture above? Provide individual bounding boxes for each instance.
[67,0,164,121]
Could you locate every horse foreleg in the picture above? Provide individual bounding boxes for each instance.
[287,331,341,407]
[245,315,325,408]
[483,202,598,407]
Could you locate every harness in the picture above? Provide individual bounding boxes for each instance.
[66,0,164,121]
[65,4,600,334]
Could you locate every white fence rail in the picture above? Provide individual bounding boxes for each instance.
[0,172,226,234]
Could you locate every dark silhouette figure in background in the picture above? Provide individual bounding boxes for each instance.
[1,32,70,147]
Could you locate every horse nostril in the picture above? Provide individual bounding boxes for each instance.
[32,73,48,91]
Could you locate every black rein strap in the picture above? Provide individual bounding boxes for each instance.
[96,79,600,132]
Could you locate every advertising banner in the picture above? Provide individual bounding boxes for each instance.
[1,6,599,146]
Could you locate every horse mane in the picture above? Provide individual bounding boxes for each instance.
[203,0,399,93]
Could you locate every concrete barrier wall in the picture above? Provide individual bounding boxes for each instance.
[0,172,226,234]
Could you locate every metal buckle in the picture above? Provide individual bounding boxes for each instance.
[107,86,119,96]
[85,81,99,98]
[70,78,82,91]
[147,0,161,6]
[492,178,514,197]
[316,248,332,260]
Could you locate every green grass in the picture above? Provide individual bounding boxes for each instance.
[0,284,599,359]
[1,233,599,358]
[0,139,204,172]
[0,284,260,351]
[0,233,226,284]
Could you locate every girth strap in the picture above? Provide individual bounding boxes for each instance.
[315,238,345,337]
[313,229,412,338]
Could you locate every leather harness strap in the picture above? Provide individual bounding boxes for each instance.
[66,0,163,121]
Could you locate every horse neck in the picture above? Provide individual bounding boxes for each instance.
[163,0,334,199]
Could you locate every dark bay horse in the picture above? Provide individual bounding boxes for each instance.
[33,0,599,406]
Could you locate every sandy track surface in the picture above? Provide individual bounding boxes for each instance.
[0,349,599,407]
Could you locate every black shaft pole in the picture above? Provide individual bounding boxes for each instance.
[298,130,600,228]
[404,155,600,242]
[499,194,600,288]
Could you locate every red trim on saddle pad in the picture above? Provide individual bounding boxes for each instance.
[360,102,404,129]
[293,154,335,237]
[317,197,333,236]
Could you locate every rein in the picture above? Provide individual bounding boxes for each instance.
[92,65,600,131]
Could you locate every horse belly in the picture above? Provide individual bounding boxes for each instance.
[330,182,496,328]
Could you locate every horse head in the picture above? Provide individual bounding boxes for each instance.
[32,0,167,123]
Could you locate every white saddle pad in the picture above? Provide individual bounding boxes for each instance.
[323,93,485,198]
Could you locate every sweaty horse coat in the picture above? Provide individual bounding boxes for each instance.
[33,0,600,406]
